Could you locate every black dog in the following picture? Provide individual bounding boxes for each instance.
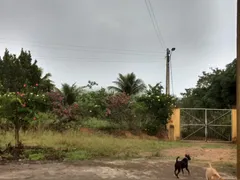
[174,154,191,178]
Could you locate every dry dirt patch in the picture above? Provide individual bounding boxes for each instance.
[162,146,236,163]
[0,159,236,180]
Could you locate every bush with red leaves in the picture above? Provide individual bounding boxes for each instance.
[47,91,79,121]
[106,92,130,115]
[105,93,135,128]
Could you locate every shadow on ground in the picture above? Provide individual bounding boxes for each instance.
[0,159,237,180]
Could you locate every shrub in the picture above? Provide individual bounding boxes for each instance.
[106,92,136,130]
[136,83,176,135]
[47,91,79,122]
[81,117,112,129]
[77,88,110,119]
[28,112,57,131]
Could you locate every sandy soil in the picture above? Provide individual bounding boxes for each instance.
[0,159,236,180]
[162,146,236,163]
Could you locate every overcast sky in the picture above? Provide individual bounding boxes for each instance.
[0,0,237,96]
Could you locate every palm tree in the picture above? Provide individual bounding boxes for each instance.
[40,73,55,92]
[61,83,81,105]
[35,68,55,92]
[108,72,146,95]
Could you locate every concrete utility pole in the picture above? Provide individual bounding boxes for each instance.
[165,48,170,95]
[237,0,240,178]
[165,48,175,95]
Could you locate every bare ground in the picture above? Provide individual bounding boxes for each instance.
[161,146,236,163]
[0,159,236,180]
[0,144,237,180]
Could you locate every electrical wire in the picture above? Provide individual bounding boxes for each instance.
[144,0,166,50]
[147,0,166,49]
[0,38,165,56]
[33,55,167,63]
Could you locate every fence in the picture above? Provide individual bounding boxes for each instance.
[166,108,237,142]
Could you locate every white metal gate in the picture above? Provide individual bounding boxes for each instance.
[180,108,232,141]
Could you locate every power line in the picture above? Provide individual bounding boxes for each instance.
[0,52,167,63]
[144,0,165,50]
[0,38,165,56]
[147,0,166,49]
[34,55,166,63]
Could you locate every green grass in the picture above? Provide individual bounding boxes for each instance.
[199,143,236,149]
[0,130,236,161]
[28,153,45,160]
[81,118,113,129]
[80,117,123,130]
[65,150,91,160]
[0,130,191,160]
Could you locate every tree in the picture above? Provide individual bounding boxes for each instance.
[108,72,146,95]
[0,84,48,146]
[61,81,98,106]
[0,48,54,93]
[179,59,236,108]
[38,68,55,92]
[0,49,53,146]
[61,83,81,106]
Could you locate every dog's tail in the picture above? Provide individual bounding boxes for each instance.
[176,156,180,162]
[208,162,212,168]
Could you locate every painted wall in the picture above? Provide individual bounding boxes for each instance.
[167,108,180,140]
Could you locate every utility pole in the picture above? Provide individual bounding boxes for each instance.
[165,48,175,95]
[165,48,170,95]
[237,0,240,179]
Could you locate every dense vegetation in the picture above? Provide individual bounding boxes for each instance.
[178,59,236,109]
[0,49,177,147]
[0,48,236,161]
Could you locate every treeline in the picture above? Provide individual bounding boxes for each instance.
[178,59,236,109]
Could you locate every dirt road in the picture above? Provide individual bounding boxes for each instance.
[0,159,236,180]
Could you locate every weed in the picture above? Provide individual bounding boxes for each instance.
[65,150,91,160]
[28,153,45,160]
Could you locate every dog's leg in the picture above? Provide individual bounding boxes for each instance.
[185,167,190,175]
[174,168,177,176]
[176,169,180,179]
[181,168,184,174]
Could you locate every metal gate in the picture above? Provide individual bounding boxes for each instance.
[180,108,232,141]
